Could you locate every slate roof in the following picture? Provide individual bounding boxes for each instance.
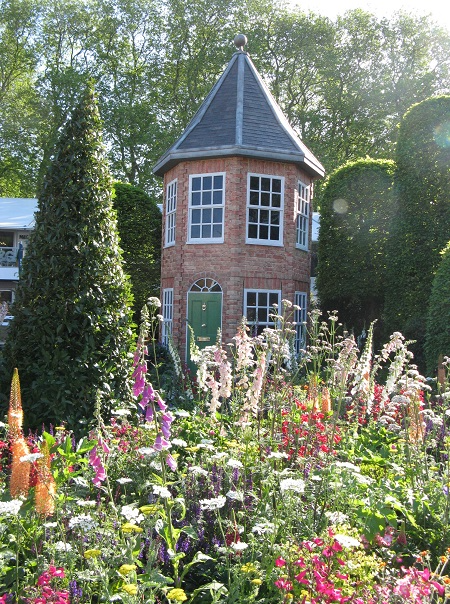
[153,49,325,178]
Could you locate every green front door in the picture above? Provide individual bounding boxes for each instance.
[187,292,222,370]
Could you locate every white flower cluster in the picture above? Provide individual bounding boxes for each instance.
[68,514,98,532]
[152,485,172,499]
[0,499,23,516]
[199,496,226,511]
[280,478,305,494]
[121,505,144,524]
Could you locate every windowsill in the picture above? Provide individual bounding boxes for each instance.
[186,239,225,245]
[295,244,309,251]
[245,240,284,247]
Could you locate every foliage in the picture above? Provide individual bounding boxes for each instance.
[425,241,450,373]
[384,96,450,369]
[0,85,134,431]
[316,158,396,340]
[113,183,162,322]
[1,0,450,196]
[1,303,450,603]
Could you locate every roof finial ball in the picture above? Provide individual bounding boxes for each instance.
[234,34,247,51]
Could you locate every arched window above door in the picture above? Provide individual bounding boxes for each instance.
[189,278,222,292]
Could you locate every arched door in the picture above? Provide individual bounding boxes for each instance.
[187,278,222,370]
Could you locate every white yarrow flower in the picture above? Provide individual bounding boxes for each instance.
[280,478,306,494]
[121,505,145,524]
[171,438,188,447]
[117,477,133,484]
[0,499,23,516]
[20,453,44,463]
[334,534,361,548]
[230,541,248,551]
[68,514,97,532]
[199,496,226,511]
[227,459,243,469]
[189,466,208,476]
[226,490,244,501]
[152,485,172,499]
[54,541,72,552]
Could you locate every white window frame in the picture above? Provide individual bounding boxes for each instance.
[294,291,307,353]
[161,288,174,346]
[246,174,284,246]
[244,289,281,335]
[296,181,311,251]
[188,173,225,244]
[165,179,177,247]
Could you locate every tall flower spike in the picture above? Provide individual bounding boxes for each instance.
[35,441,56,517]
[8,368,23,440]
[10,436,30,498]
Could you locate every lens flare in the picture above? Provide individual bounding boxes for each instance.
[333,198,348,214]
[433,121,450,149]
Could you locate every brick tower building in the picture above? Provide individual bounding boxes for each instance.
[153,35,324,365]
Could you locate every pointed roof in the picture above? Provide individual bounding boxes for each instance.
[153,46,325,178]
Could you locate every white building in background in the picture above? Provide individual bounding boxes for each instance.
[0,198,37,303]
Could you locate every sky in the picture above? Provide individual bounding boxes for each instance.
[288,0,450,32]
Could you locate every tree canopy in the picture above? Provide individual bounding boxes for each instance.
[1,0,449,197]
[316,158,396,340]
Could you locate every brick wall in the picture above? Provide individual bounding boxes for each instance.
[160,156,314,359]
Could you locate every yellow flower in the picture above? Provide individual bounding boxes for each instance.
[167,588,188,602]
[139,504,161,515]
[184,446,199,452]
[122,584,138,595]
[241,563,257,573]
[84,549,102,559]
[121,523,143,533]
[251,578,262,585]
[119,564,137,576]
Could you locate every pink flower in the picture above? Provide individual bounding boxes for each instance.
[153,434,170,451]
[274,577,292,591]
[166,453,177,471]
[275,557,286,567]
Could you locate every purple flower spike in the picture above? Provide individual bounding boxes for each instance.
[166,453,177,471]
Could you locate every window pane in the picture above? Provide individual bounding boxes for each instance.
[260,210,269,224]
[258,292,267,306]
[247,308,256,322]
[270,211,280,225]
[202,224,211,238]
[213,208,222,222]
[192,192,201,206]
[248,208,258,222]
[261,192,270,206]
[270,226,279,240]
[213,190,222,204]
[258,308,267,322]
[191,209,201,223]
[248,224,257,238]
[203,208,211,223]
[213,175,223,188]
[203,175,212,190]
[250,176,259,190]
[247,292,256,306]
[261,177,270,191]
[272,194,281,207]
[192,177,201,191]
[191,225,200,238]
[202,190,211,205]
[272,179,281,193]
[260,225,268,239]
[269,293,278,306]
[250,191,259,205]
[212,224,222,237]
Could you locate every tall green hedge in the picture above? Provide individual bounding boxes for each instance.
[316,158,396,339]
[1,86,134,431]
[384,96,450,368]
[113,183,162,323]
[425,241,450,373]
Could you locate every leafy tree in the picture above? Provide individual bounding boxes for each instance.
[113,182,162,322]
[1,85,134,431]
[425,241,450,373]
[316,158,396,339]
[384,96,450,368]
